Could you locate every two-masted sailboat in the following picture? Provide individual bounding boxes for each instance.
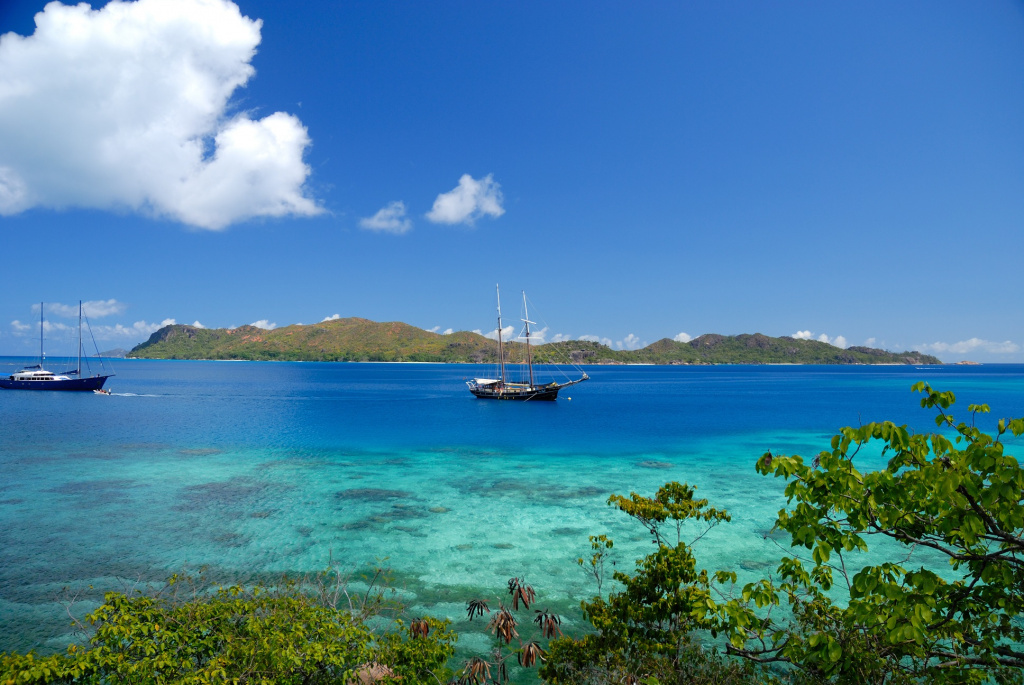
[466,287,588,401]
[0,302,113,391]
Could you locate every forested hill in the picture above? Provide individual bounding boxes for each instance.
[128,319,942,365]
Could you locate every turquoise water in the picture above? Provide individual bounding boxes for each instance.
[1,359,1022,660]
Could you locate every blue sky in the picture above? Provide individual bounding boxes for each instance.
[1,0,1022,361]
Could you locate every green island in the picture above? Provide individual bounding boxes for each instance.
[128,318,942,365]
[3,385,1022,684]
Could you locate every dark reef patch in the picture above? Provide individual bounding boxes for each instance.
[334,488,414,501]
[175,477,289,512]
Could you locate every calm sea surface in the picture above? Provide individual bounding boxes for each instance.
[2,359,1023,657]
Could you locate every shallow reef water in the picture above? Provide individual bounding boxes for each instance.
[1,358,1022,661]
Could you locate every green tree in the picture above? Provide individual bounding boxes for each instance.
[541,483,771,684]
[1,569,456,684]
[543,385,1024,684]
[719,383,1024,683]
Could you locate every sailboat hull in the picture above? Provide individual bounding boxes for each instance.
[0,375,111,391]
[470,385,561,401]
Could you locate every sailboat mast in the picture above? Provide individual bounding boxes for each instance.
[39,302,44,366]
[496,284,506,384]
[522,291,534,387]
[78,301,82,377]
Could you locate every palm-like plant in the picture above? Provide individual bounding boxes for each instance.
[487,605,519,644]
[466,598,489,620]
[458,656,491,684]
[507,577,535,610]
[518,640,545,667]
[533,608,561,639]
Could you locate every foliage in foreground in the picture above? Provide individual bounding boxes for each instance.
[0,569,456,684]
[543,384,1024,684]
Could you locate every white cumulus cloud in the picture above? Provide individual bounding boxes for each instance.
[474,325,515,341]
[426,173,504,225]
[793,330,847,348]
[360,201,411,234]
[192,321,205,328]
[673,332,692,343]
[250,319,276,330]
[442,328,453,335]
[814,333,847,348]
[616,334,644,351]
[322,314,341,322]
[0,0,321,230]
[919,338,1020,355]
[551,333,572,343]
[524,326,549,344]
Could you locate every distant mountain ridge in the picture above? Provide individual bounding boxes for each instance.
[128,319,942,365]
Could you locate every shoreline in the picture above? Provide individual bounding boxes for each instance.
[117,357,950,367]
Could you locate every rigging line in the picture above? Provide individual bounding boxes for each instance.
[84,313,111,376]
[520,292,586,380]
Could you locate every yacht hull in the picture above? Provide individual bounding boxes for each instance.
[470,385,561,401]
[0,375,111,391]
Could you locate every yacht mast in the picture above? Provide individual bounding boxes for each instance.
[496,284,506,384]
[78,301,82,377]
[39,302,44,366]
[522,291,535,387]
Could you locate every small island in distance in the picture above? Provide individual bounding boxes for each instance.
[128,318,942,365]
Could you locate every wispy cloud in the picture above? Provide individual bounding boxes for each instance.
[360,200,412,234]
[919,338,1020,355]
[250,320,277,330]
[426,174,504,225]
[12,316,174,340]
[90,319,177,341]
[42,299,126,318]
[0,0,320,230]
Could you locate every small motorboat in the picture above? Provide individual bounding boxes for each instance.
[93,388,112,395]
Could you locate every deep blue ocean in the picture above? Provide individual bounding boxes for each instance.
[2,358,1022,658]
